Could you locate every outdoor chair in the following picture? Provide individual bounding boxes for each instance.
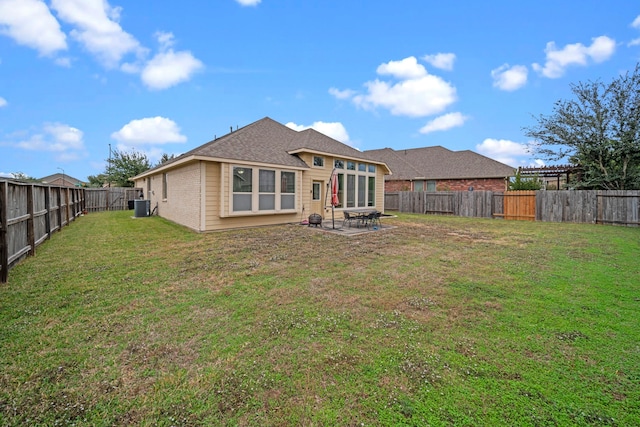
[343,211,355,228]
[364,211,380,229]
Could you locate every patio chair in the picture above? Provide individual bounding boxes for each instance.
[343,211,355,228]
[366,211,381,229]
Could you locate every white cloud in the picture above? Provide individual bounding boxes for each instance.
[0,0,67,56]
[376,56,427,79]
[0,97,7,107]
[236,0,261,6]
[491,64,528,91]
[141,50,203,90]
[140,31,203,90]
[328,87,356,100]
[333,56,457,118]
[12,122,86,161]
[286,121,353,145]
[422,53,456,71]
[476,138,529,166]
[419,112,468,134]
[111,117,187,144]
[632,15,640,28]
[532,36,616,79]
[50,0,143,68]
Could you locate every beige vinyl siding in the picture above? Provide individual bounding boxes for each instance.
[206,162,300,231]
[297,153,386,217]
[204,162,220,230]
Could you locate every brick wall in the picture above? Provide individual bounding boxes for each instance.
[385,178,507,192]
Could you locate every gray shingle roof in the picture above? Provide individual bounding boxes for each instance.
[365,146,515,180]
[147,117,385,173]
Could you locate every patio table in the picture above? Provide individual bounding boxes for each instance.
[343,209,378,228]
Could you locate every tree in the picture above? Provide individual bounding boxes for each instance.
[107,149,150,187]
[508,170,542,190]
[87,173,108,187]
[10,172,40,182]
[524,64,640,190]
[155,153,176,167]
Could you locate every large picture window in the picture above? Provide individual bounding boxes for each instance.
[357,175,366,207]
[346,174,356,208]
[333,158,378,209]
[232,166,296,213]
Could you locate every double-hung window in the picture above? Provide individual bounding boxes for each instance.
[259,169,276,210]
[281,171,295,209]
[233,167,253,211]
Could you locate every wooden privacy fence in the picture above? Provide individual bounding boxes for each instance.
[389,190,503,219]
[0,181,85,283]
[0,183,143,282]
[85,187,142,212]
[385,190,640,226]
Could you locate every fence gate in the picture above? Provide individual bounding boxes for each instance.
[503,191,536,221]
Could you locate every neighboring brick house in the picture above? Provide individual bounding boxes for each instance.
[40,173,85,187]
[131,117,391,232]
[364,146,515,192]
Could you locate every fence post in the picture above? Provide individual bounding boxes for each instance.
[0,181,8,283]
[56,187,62,230]
[44,186,51,240]
[27,184,35,256]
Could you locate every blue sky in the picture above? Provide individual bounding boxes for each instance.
[1,0,639,182]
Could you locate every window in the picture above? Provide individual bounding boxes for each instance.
[281,171,295,210]
[414,181,424,192]
[337,173,344,207]
[346,175,356,207]
[232,167,296,213]
[313,156,325,167]
[368,177,375,206]
[259,169,275,210]
[233,167,253,211]
[358,175,366,207]
[427,180,436,192]
[328,158,378,208]
[146,177,151,195]
[162,173,167,199]
[312,182,321,200]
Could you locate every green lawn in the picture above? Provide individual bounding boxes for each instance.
[1,211,638,426]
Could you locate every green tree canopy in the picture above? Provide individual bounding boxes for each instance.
[87,173,108,188]
[508,170,542,191]
[107,149,150,187]
[524,64,640,190]
[155,153,176,167]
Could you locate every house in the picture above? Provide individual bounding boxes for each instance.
[364,146,514,192]
[131,117,391,232]
[40,173,85,187]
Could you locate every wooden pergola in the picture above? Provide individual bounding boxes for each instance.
[517,165,582,190]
